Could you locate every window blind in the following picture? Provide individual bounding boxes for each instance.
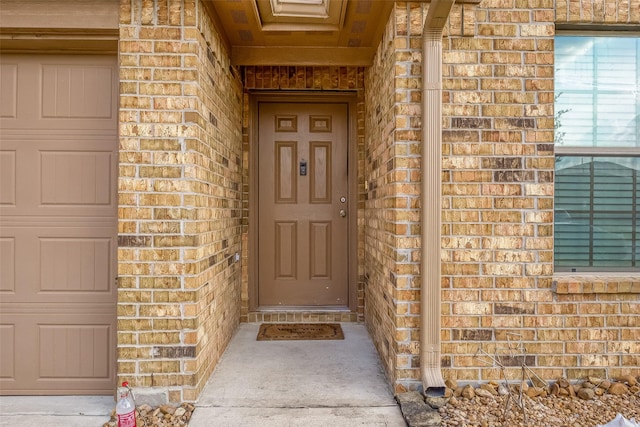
[554,36,640,271]
[555,36,639,149]
[555,157,639,270]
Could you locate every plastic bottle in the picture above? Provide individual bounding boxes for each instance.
[116,381,137,427]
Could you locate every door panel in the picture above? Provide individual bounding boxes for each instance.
[309,221,331,278]
[275,142,297,203]
[275,221,297,279]
[258,103,349,307]
[310,141,331,203]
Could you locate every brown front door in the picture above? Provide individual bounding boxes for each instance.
[258,102,349,307]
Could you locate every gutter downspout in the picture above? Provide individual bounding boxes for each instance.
[421,0,455,394]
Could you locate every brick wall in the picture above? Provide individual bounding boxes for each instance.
[441,0,557,385]
[363,1,492,393]
[364,1,639,393]
[118,0,243,403]
[551,0,640,381]
[240,66,366,323]
[363,5,403,389]
[114,0,639,402]
[556,0,640,24]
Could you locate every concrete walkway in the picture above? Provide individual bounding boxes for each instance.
[0,395,113,426]
[0,323,405,427]
[189,322,406,427]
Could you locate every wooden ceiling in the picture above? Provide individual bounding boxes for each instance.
[204,0,395,66]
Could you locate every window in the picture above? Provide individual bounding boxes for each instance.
[554,35,640,271]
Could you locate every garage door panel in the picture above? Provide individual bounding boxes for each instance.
[0,228,36,301]
[0,55,116,131]
[0,316,38,389]
[41,150,113,206]
[0,138,116,217]
[0,151,17,206]
[0,311,115,393]
[0,63,18,119]
[0,324,16,379]
[0,238,16,293]
[0,227,116,303]
[39,324,111,379]
[42,64,114,120]
[40,237,112,293]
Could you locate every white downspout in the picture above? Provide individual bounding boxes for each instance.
[421,0,455,394]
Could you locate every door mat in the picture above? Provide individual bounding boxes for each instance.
[257,323,344,341]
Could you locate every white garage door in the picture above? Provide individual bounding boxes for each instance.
[0,54,117,394]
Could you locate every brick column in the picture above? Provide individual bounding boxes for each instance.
[118,0,243,403]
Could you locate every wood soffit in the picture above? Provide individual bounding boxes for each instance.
[204,0,395,66]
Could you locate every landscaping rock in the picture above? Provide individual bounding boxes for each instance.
[396,391,441,427]
[578,387,595,400]
[480,383,498,395]
[618,375,638,387]
[461,385,476,399]
[531,375,548,389]
[497,385,509,396]
[474,388,495,399]
[439,375,640,427]
[103,403,194,427]
[424,395,448,409]
[445,379,458,390]
[609,382,629,395]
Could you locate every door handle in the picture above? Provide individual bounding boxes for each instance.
[339,209,347,217]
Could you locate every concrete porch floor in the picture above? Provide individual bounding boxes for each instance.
[0,323,406,426]
[190,322,406,426]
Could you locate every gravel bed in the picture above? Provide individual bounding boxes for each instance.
[102,403,195,427]
[440,392,639,427]
[439,376,639,427]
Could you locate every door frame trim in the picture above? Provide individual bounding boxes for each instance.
[249,92,358,312]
